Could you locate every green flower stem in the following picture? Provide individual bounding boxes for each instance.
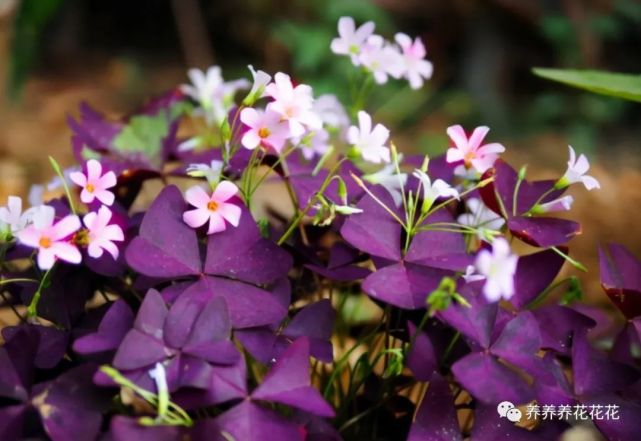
[48,156,77,215]
[100,366,193,427]
[277,159,347,246]
[26,267,54,318]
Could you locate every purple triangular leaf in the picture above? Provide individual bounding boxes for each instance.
[362,262,449,310]
[125,185,201,277]
[407,373,461,441]
[253,338,334,417]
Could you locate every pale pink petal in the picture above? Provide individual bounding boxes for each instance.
[476,142,505,155]
[37,248,57,270]
[183,208,211,229]
[395,32,411,49]
[446,125,468,151]
[242,131,261,150]
[184,186,211,208]
[80,188,96,204]
[446,147,465,163]
[95,190,115,206]
[33,206,55,230]
[468,126,490,151]
[337,16,355,38]
[101,240,120,259]
[87,242,105,259]
[83,211,98,230]
[371,124,390,145]
[581,176,601,191]
[51,215,81,241]
[98,171,117,189]
[96,206,113,226]
[69,171,87,187]
[16,227,41,248]
[51,241,82,264]
[355,21,375,42]
[574,154,590,175]
[357,111,372,135]
[103,224,124,242]
[218,203,242,227]
[212,181,239,202]
[207,213,227,234]
[86,159,103,181]
[240,108,260,127]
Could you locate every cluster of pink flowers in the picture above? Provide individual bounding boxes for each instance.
[331,17,434,89]
[5,159,124,270]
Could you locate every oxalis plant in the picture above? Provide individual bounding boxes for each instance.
[0,16,639,441]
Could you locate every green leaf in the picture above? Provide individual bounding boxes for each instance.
[533,68,641,103]
[112,113,169,158]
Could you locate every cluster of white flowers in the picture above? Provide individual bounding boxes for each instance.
[331,17,433,89]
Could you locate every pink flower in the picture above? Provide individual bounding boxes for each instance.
[359,35,405,85]
[330,16,375,64]
[445,125,505,173]
[16,205,81,270]
[69,159,117,206]
[183,182,242,235]
[394,33,433,89]
[265,73,321,137]
[83,206,125,259]
[347,111,391,164]
[240,108,291,153]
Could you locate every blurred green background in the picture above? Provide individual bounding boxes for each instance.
[1,0,641,299]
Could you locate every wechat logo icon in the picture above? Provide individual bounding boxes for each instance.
[497,401,522,423]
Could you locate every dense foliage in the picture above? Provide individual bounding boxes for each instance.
[0,16,639,441]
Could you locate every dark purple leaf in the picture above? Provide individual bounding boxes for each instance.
[507,216,580,248]
[407,373,461,441]
[599,243,641,319]
[125,185,202,278]
[340,187,403,261]
[362,262,449,310]
[253,338,334,417]
[512,248,566,309]
[406,322,437,382]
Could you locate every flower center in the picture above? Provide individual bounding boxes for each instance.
[207,201,219,211]
[73,229,90,247]
[86,183,95,193]
[39,237,52,249]
[258,127,271,139]
[464,151,476,168]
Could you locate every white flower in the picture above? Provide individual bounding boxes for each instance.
[462,265,485,283]
[186,160,224,187]
[558,145,600,191]
[475,238,518,302]
[330,16,375,64]
[394,33,433,89]
[347,111,391,164]
[359,35,405,85]
[181,66,250,125]
[294,128,331,160]
[313,94,350,130]
[149,362,169,415]
[363,162,408,207]
[243,65,272,105]
[0,196,36,234]
[457,198,505,241]
[412,169,459,211]
[532,195,574,214]
[83,206,125,260]
[335,205,364,215]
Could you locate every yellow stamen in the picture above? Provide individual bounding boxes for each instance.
[207,201,219,211]
[258,127,271,139]
[39,237,52,249]
[86,183,95,193]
